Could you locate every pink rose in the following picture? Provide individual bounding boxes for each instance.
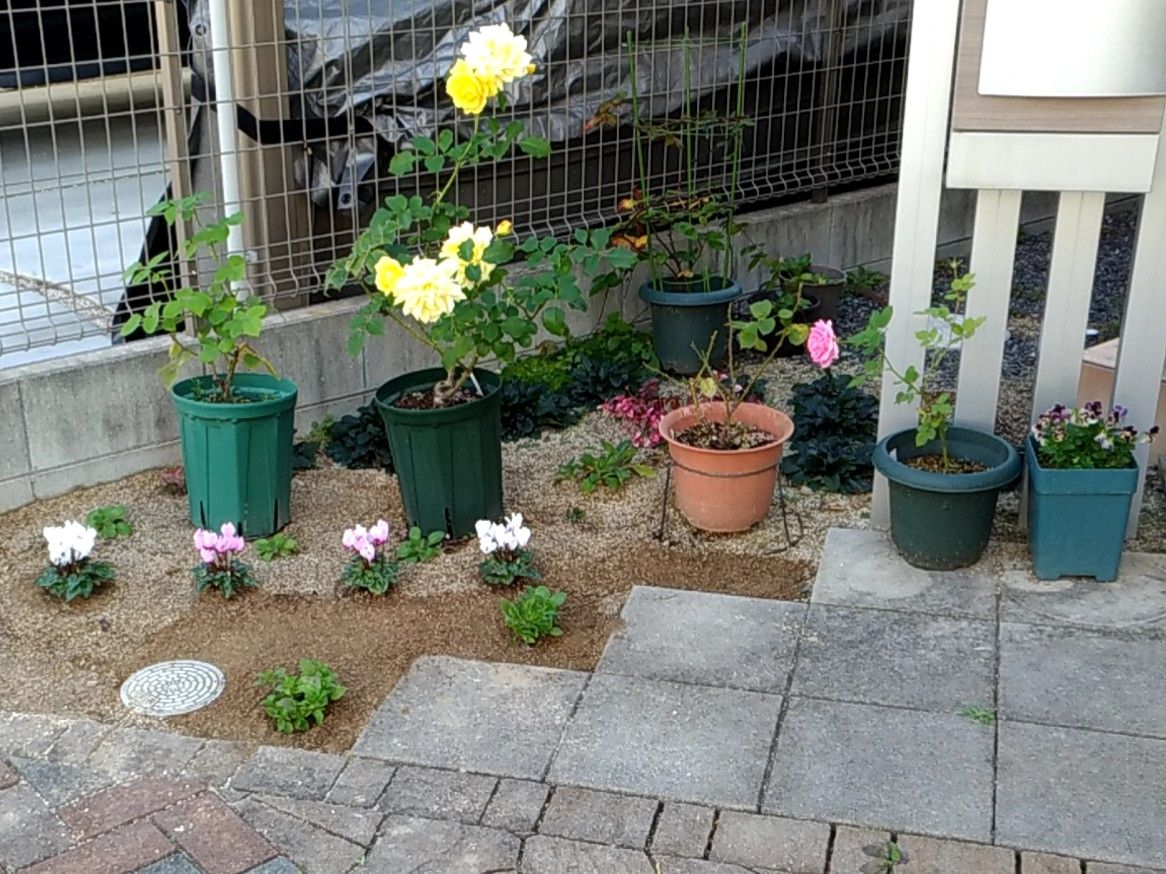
[807,319,839,369]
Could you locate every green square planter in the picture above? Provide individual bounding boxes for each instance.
[170,373,298,538]
[1025,437,1139,582]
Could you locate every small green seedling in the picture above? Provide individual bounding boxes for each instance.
[845,265,888,293]
[565,507,586,523]
[958,705,997,726]
[860,840,905,873]
[500,585,566,645]
[255,532,298,561]
[555,439,655,494]
[395,527,445,564]
[256,658,346,734]
[86,505,133,539]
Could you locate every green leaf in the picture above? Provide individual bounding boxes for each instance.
[423,155,446,174]
[542,306,568,337]
[389,152,416,176]
[518,136,551,158]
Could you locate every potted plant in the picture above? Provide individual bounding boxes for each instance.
[1027,402,1157,581]
[850,264,1021,570]
[776,254,847,324]
[742,248,838,357]
[596,30,751,375]
[121,195,297,536]
[327,23,634,538]
[657,298,835,532]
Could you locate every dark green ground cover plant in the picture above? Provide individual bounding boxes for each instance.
[500,585,567,645]
[396,527,445,563]
[255,532,298,561]
[324,403,394,470]
[257,659,346,734]
[781,372,879,493]
[85,505,132,539]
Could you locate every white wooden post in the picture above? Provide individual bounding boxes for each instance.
[872,0,963,526]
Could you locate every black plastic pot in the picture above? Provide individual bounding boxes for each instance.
[765,293,821,358]
[639,277,742,375]
[795,265,846,324]
[872,426,1021,570]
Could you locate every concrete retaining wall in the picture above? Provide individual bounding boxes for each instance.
[0,182,1069,512]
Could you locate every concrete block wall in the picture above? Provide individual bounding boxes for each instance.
[0,182,1070,513]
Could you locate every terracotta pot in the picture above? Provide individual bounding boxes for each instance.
[658,402,795,532]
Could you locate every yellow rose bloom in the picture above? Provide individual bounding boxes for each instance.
[459,24,534,92]
[440,221,495,283]
[392,257,465,324]
[495,219,513,236]
[374,256,404,297]
[446,59,493,115]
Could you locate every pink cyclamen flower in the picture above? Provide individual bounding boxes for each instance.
[193,528,215,551]
[357,538,376,562]
[807,319,840,369]
[368,520,390,546]
[198,547,217,564]
[215,523,245,555]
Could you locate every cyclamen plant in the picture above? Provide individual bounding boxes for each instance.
[1033,402,1158,470]
[340,520,399,595]
[36,521,115,601]
[192,523,256,598]
[475,513,539,587]
[327,23,636,406]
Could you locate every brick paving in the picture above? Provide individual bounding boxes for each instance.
[0,529,1162,873]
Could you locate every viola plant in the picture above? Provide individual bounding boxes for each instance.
[1032,402,1158,469]
[476,513,539,587]
[36,521,114,601]
[327,23,635,407]
[340,520,399,595]
[500,585,567,645]
[257,659,346,734]
[121,194,275,401]
[192,523,256,599]
[849,262,984,471]
[85,505,133,539]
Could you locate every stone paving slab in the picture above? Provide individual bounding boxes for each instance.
[1000,552,1166,633]
[353,656,588,779]
[364,816,520,873]
[539,786,657,848]
[1022,851,1084,874]
[793,605,996,712]
[547,673,782,809]
[325,758,394,808]
[649,802,715,859]
[481,778,550,834]
[996,720,1166,869]
[10,756,115,807]
[231,747,345,800]
[0,783,72,869]
[233,797,365,874]
[86,728,202,781]
[250,794,383,845]
[708,811,830,872]
[829,825,893,874]
[762,697,995,842]
[894,833,1014,873]
[999,622,1166,737]
[523,835,653,873]
[22,819,174,874]
[811,528,998,620]
[597,587,805,693]
[378,765,496,822]
[651,859,750,874]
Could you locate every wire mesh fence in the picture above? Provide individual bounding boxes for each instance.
[0,0,909,368]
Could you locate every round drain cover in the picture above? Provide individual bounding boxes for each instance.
[119,660,225,717]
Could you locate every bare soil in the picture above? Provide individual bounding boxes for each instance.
[903,455,988,474]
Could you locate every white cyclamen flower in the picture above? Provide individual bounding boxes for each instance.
[44,520,97,566]
[504,513,531,548]
[475,518,499,554]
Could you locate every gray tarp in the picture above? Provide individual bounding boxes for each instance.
[185,0,909,211]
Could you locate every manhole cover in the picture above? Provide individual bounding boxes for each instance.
[119,660,225,717]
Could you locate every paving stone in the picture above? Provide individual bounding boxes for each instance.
[652,859,750,874]
[231,746,345,800]
[893,833,1013,873]
[58,777,203,838]
[539,786,657,848]
[481,778,550,834]
[522,835,653,873]
[363,815,520,873]
[21,820,173,874]
[0,760,17,790]
[87,728,203,779]
[378,765,496,822]
[1022,851,1083,874]
[324,758,395,808]
[0,784,73,868]
[138,853,202,874]
[811,528,997,619]
[708,811,829,872]
[999,622,1166,737]
[1087,864,1166,873]
[245,859,302,874]
[548,674,781,809]
[45,721,111,765]
[353,657,588,779]
[828,826,894,874]
[996,720,1166,869]
[762,697,994,841]
[153,793,276,874]
[9,757,115,806]
[234,798,365,874]
[793,605,996,712]
[0,712,69,758]
[650,802,715,859]
[253,794,382,845]
[597,587,805,693]
[181,740,251,787]
[1000,552,1166,633]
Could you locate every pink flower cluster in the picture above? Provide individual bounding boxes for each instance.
[193,522,246,565]
[342,520,391,563]
[807,319,839,369]
[600,379,683,448]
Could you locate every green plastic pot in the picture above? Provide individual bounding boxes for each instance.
[798,265,846,324]
[638,277,742,375]
[171,373,298,537]
[1025,437,1138,581]
[872,426,1021,570]
[374,367,503,538]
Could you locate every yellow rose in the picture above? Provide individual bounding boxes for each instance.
[374,256,404,297]
[392,257,466,324]
[495,219,513,236]
[440,221,495,283]
[459,24,534,91]
[446,59,492,115]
